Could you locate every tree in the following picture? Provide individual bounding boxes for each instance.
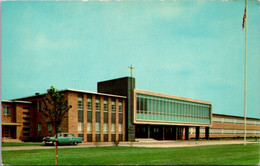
[38,86,72,165]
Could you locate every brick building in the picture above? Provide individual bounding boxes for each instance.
[2,89,126,142]
[1,77,260,142]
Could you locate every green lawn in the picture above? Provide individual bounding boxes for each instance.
[2,144,259,165]
[1,142,42,147]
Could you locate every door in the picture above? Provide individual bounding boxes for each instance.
[150,125,163,140]
[3,127,11,138]
[135,125,148,138]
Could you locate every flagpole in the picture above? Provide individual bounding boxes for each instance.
[244,0,247,146]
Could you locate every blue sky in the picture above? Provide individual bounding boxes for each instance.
[2,0,259,118]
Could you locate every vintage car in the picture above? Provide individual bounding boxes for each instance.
[43,133,83,146]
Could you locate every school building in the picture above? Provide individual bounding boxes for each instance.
[1,77,260,142]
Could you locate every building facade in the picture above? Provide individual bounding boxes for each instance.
[1,77,260,142]
[133,89,212,140]
[1,89,126,142]
[1,100,32,142]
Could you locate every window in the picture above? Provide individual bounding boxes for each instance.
[111,100,116,112]
[135,93,211,124]
[87,122,92,142]
[96,98,100,110]
[95,122,100,134]
[37,101,41,112]
[119,113,123,124]
[87,96,92,110]
[104,98,108,123]
[38,123,41,133]
[103,123,108,134]
[111,123,116,134]
[112,112,116,123]
[78,95,84,136]
[87,134,92,142]
[87,111,92,122]
[119,101,123,112]
[78,110,83,122]
[78,122,83,134]
[3,106,11,115]
[96,111,100,123]
[87,122,92,133]
[78,95,83,109]
[104,98,108,111]
[104,112,108,123]
[119,124,123,134]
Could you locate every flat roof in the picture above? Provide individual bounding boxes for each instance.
[2,100,32,104]
[213,113,260,120]
[8,88,127,101]
[135,89,212,105]
[64,89,127,98]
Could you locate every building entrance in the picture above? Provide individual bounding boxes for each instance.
[2,126,16,139]
[164,126,177,140]
[150,125,163,140]
[135,124,186,140]
[135,125,148,138]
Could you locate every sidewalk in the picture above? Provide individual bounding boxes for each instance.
[2,140,258,151]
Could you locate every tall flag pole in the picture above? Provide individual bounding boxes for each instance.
[242,0,247,146]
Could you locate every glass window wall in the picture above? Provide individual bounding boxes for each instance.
[136,93,211,124]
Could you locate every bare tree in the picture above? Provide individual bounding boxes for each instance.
[38,86,72,165]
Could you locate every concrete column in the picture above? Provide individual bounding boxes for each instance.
[173,126,177,140]
[163,126,165,140]
[205,127,209,140]
[196,126,200,140]
[185,126,190,140]
[148,125,150,138]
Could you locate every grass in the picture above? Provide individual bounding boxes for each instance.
[1,142,42,147]
[2,143,259,165]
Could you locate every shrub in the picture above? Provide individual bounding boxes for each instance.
[113,140,120,147]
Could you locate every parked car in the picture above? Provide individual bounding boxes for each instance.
[43,133,83,146]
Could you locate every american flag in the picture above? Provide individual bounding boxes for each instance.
[242,7,246,29]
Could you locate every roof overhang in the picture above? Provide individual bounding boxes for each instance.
[2,123,22,126]
[2,100,32,104]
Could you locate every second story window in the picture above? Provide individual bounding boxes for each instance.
[37,101,41,112]
[103,99,108,111]
[87,96,92,110]
[3,106,10,115]
[96,98,100,111]
[78,94,83,109]
[119,101,123,112]
[111,100,116,112]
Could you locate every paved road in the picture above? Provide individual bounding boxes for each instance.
[2,140,258,151]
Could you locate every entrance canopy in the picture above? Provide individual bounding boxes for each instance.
[2,122,22,126]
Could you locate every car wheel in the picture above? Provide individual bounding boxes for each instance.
[73,142,78,145]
